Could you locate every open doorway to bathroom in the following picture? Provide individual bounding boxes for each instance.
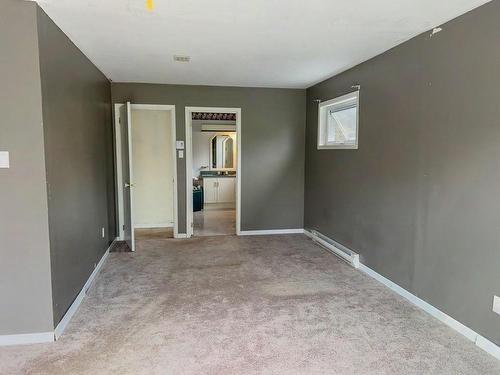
[185,108,241,237]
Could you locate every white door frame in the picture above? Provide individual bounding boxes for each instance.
[114,104,125,240]
[114,103,180,239]
[185,106,242,237]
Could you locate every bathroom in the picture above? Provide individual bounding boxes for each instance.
[191,112,237,236]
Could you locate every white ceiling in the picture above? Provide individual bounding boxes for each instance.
[36,0,490,88]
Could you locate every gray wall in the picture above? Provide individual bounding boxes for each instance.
[0,0,54,334]
[305,1,500,345]
[37,8,115,325]
[111,84,306,233]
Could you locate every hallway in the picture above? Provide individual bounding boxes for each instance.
[1,235,497,374]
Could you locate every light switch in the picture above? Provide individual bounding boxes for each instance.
[0,151,9,168]
[493,296,500,315]
[178,150,184,158]
[176,140,184,150]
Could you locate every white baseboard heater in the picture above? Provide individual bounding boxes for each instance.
[304,229,360,268]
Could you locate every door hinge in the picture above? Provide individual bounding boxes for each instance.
[122,224,125,230]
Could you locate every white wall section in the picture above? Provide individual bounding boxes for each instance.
[131,109,174,228]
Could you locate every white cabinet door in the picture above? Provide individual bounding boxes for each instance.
[217,178,235,203]
[204,178,218,203]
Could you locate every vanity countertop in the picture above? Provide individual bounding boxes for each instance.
[201,174,236,178]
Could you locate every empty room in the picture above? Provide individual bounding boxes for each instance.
[0,0,499,374]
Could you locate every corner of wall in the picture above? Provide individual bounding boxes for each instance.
[0,0,54,337]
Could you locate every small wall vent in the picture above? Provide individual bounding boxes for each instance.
[173,55,191,63]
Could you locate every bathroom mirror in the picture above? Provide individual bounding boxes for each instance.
[210,133,236,169]
[223,137,234,168]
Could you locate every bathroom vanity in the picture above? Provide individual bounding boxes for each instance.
[203,175,236,203]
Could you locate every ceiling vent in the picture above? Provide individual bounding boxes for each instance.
[173,55,191,63]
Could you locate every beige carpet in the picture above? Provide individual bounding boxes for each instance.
[1,235,499,374]
[135,227,174,240]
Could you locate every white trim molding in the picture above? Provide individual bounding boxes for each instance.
[0,332,54,346]
[475,334,500,360]
[240,229,304,236]
[358,262,500,361]
[130,103,179,241]
[114,104,126,240]
[114,103,179,243]
[185,106,242,237]
[317,90,359,150]
[0,239,116,347]
[54,239,115,339]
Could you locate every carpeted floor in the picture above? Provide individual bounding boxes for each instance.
[1,235,498,374]
[135,227,174,240]
[109,240,131,252]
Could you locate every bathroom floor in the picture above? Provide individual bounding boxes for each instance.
[193,203,236,236]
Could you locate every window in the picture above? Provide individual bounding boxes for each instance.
[318,91,359,149]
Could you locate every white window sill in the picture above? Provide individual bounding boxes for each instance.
[318,144,358,150]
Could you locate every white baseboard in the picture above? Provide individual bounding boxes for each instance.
[0,332,54,346]
[174,233,188,238]
[54,238,115,339]
[304,229,499,361]
[357,263,500,360]
[476,334,500,360]
[239,229,304,236]
[304,229,360,268]
[0,240,116,347]
[134,223,174,229]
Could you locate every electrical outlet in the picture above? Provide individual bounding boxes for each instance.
[101,227,105,238]
[493,296,500,316]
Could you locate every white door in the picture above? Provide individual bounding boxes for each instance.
[204,178,218,203]
[217,178,235,203]
[120,102,135,251]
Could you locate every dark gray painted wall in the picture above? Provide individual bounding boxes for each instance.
[37,8,115,325]
[0,0,54,334]
[305,1,500,345]
[111,84,306,233]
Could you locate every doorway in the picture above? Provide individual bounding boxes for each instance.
[114,103,178,251]
[185,107,241,237]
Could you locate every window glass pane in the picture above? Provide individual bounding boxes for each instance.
[317,91,359,149]
[327,106,356,143]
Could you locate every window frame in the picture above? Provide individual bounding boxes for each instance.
[317,90,359,150]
